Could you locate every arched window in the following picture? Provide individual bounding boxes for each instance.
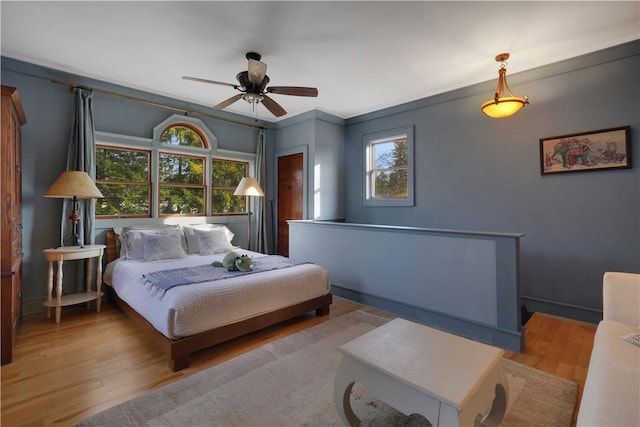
[159,124,208,148]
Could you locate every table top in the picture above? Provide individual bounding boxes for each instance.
[338,318,504,409]
[44,245,106,254]
[43,245,106,260]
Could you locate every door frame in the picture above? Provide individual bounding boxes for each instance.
[274,145,308,252]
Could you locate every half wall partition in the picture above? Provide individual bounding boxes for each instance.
[289,220,525,351]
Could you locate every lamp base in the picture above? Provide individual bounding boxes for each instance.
[59,200,83,248]
[60,232,83,248]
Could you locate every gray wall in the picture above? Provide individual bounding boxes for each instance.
[343,40,640,322]
[273,110,346,224]
[314,117,346,220]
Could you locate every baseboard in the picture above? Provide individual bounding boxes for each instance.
[332,285,525,352]
[22,297,47,316]
[521,295,602,324]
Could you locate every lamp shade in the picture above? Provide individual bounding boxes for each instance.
[44,171,104,199]
[233,177,264,197]
[481,97,527,119]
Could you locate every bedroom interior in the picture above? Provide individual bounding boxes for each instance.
[1,1,639,426]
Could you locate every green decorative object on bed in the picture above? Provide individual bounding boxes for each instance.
[212,250,255,272]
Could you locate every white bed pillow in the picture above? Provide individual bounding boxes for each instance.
[120,230,144,260]
[113,227,126,258]
[118,225,187,260]
[183,224,234,254]
[141,229,187,262]
[193,227,235,255]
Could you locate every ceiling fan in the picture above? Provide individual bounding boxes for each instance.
[183,52,318,117]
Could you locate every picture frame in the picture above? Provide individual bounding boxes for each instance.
[540,126,631,175]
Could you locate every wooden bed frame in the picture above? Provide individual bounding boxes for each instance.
[104,230,332,371]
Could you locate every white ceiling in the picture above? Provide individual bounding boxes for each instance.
[2,1,639,122]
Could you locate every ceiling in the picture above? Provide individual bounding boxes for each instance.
[2,1,639,122]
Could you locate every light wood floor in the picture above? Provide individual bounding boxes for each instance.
[1,297,596,427]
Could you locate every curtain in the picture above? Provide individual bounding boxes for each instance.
[254,129,270,254]
[61,88,96,246]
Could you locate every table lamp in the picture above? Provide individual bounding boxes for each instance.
[44,170,104,247]
[233,177,264,250]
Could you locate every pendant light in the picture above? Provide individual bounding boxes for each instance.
[481,53,529,118]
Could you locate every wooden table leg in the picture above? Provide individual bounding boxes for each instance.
[96,251,103,312]
[85,257,93,309]
[476,368,509,427]
[334,357,362,427]
[46,260,53,319]
[55,259,63,323]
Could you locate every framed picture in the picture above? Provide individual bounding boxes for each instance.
[540,126,631,175]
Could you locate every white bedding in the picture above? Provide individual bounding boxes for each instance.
[104,249,330,339]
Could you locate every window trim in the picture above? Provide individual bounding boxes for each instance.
[362,126,414,207]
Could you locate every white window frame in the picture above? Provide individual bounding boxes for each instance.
[363,126,414,207]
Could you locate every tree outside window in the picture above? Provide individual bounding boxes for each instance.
[96,146,151,217]
[212,159,248,214]
[370,138,408,199]
[158,152,205,215]
[159,125,206,148]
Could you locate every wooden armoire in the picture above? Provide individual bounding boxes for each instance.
[1,86,26,365]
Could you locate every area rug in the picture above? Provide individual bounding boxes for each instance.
[78,311,578,426]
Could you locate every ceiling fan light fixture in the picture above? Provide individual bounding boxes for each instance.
[481,53,529,119]
[242,93,264,104]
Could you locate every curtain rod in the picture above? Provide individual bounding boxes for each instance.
[51,79,265,130]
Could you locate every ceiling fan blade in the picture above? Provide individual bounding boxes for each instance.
[247,59,267,85]
[213,94,243,110]
[183,76,238,89]
[267,86,318,97]
[261,95,287,117]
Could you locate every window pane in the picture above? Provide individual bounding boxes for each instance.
[96,183,150,216]
[373,138,407,169]
[159,186,205,215]
[96,147,149,181]
[159,125,205,148]
[159,154,204,184]
[372,169,408,199]
[212,159,248,214]
[212,189,246,214]
[96,145,151,217]
[212,159,248,187]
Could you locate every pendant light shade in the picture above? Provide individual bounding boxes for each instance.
[481,53,529,119]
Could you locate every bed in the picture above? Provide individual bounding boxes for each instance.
[103,225,332,371]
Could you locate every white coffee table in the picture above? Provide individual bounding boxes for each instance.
[334,318,508,426]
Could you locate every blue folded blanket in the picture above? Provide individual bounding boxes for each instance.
[141,255,308,299]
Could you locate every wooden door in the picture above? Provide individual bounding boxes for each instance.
[277,153,304,256]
